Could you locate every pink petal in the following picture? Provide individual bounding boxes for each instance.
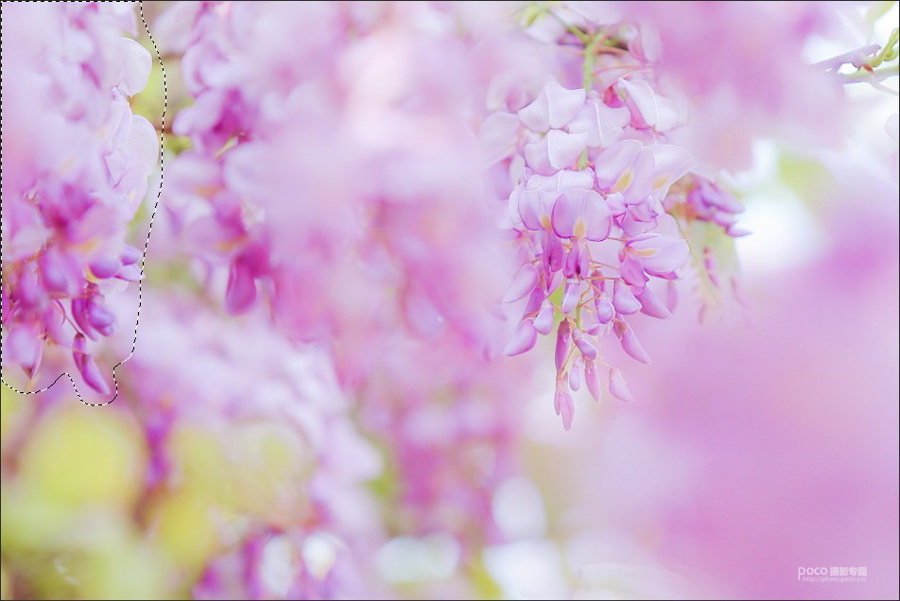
[650,145,693,196]
[568,97,630,148]
[6,324,41,373]
[563,244,579,278]
[627,233,690,275]
[617,78,660,129]
[546,130,587,170]
[613,281,641,315]
[596,296,615,324]
[551,192,580,239]
[534,300,555,335]
[119,38,152,96]
[79,355,111,395]
[585,360,602,402]
[89,256,121,279]
[526,131,587,174]
[504,319,537,356]
[666,280,679,312]
[225,259,257,314]
[568,362,582,391]
[71,297,97,340]
[555,320,571,371]
[115,264,142,282]
[619,255,649,287]
[526,170,594,193]
[609,367,634,403]
[86,297,116,336]
[544,232,565,273]
[636,286,671,319]
[622,148,655,205]
[582,191,612,242]
[72,334,110,395]
[619,323,652,364]
[39,247,79,296]
[523,138,553,175]
[504,264,539,303]
[559,389,574,430]
[479,112,520,165]
[572,329,598,360]
[605,192,626,217]
[594,140,641,190]
[518,82,586,132]
[561,280,580,314]
[518,190,556,231]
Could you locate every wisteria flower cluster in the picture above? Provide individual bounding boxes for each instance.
[1,3,156,393]
[486,6,748,427]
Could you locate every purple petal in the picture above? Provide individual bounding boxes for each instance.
[6,324,41,373]
[568,363,582,391]
[479,111,520,165]
[582,191,612,242]
[568,98,630,148]
[524,287,545,316]
[666,280,678,312]
[519,190,557,231]
[526,169,594,193]
[504,264,539,303]
[555,320,571,371]
[17,270,43,308]
[572,329,598,360]
[71,297,97,340]
[120,245,142,266]
[596,296,615,324]
[585,360,601,402]
[561,280,580,314]
[518,82,586,132]
[619,255,649,287]
[627,234,690,275]
[85,297,115,329]
[72,334,110,395]
[225,259,257,314]
[578,244,590,277]
[523,138,554,175]
[609,367,634,403]
[605,192,626,217]
[594,140,641,191]
[559,389,574,431]
[619,324,651,364]
[563,245,579,278]
[544,232,565,273]
[115,264,142,282]
[621,148,655,205]
[650,145,693,196]
[551,191,581,239]
[636,285,671,319]
[89,256,121,279]
[504,319,537,356]
[612,281,641,315]
[617,78,659,129]
[546,130,587,170]
[39,248,79,296]
[534,300,555,335]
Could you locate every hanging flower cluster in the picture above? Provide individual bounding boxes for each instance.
[1,3,157,394]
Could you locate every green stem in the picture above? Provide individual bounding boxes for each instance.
[582,34,606,92]
[843,62,900,83]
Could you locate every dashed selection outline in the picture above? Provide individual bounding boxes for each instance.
[0,1,166,406]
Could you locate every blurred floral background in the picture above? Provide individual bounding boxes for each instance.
[1,2,898,599]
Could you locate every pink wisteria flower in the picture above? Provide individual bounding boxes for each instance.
[485,6,709,428]
[161,0,543,553]
[1,2,157,394]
